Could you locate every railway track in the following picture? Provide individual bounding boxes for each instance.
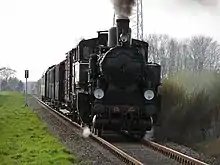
[32,95,209,165]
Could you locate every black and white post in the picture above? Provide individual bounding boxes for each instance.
[25,70,29,106]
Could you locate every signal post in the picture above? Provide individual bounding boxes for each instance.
[25,70,29,106]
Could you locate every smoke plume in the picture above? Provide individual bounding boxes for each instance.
[111,0,136,18]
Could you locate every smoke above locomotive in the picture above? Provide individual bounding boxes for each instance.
[108,0,136,47]
[111,0,136,18]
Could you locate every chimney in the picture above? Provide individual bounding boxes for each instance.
[108,15,132,47]
[116,15,132,46]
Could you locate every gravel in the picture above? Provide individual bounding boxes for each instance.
[113,142,181,165]
[103,134,180,165]
[161,142,220,165]
[28,96,125,165]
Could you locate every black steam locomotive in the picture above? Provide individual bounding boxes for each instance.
[39,17,161,137]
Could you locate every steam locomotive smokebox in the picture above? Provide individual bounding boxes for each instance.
[108,27,117,47]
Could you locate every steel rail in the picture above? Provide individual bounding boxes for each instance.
[142,139,208,165]
[33,96,143,165]
[120,123,209,165]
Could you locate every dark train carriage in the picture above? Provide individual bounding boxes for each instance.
[45,65,55,102]
[64,51,73,108]
[54,60,65,107]
[45,68,49,101]
[49,66,56,103]
[45,71,50,100]
[64,59,68,104]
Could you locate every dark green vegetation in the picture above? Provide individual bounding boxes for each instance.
[0,91,78,165]
[157,71,220,157]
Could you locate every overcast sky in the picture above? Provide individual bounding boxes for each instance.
[0,0,220,82]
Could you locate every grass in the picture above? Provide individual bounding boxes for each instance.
[0,91,78,165]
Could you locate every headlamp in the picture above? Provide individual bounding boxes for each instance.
[93,88,104,99]
[120,33,128,43]
[144,90,154,100]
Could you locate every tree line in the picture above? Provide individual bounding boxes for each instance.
[145,34,220,78]
[1,34,219,92]
[0,67,24,92]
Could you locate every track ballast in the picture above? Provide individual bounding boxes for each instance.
[32,95,208,165]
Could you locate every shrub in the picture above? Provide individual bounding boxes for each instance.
[156,71,220,145]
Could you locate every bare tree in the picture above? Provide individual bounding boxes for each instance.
[0,67,16,81]
[167,39,179,74]
[189,36,214,71]
[205,40,220,71]
[145,34,172,78]
[144,33,220,77]
[145,34,160,63]
[178,40,194,71]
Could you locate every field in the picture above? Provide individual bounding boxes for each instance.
[0,91,78,165]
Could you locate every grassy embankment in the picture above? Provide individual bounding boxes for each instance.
[0,91,78,165]
[157,71,220,157]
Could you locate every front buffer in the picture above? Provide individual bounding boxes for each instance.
[91,101,154,138]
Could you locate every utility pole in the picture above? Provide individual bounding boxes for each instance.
[113,0,144,40]
[130,0,144,40]
[25,70,29,106]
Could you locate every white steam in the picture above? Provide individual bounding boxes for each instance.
[82,126,91,138]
